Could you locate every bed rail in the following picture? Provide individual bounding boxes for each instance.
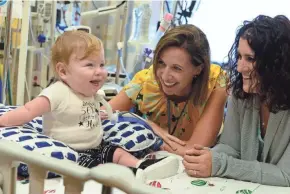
[0,140,169,194]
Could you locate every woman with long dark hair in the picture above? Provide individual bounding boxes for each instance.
[182,15,290,186]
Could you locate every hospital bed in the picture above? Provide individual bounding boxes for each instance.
[0,140,169,194]
[0,105,289,194]
[3,142,290,194]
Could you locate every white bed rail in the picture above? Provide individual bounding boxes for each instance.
[0,140,170,194]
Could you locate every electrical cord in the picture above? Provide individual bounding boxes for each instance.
[81,1,126,16]
[33,82,44,89]
[165,0,171,13]
[61,5,68,27]
[92,1,98,9]
[47,77,57,87]
[176,0,198,25]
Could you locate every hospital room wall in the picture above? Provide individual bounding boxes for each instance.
[188,0,290,63]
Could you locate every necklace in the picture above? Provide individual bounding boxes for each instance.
[261,122,266,128]
[167,99,189,135]
[260,103,270,137]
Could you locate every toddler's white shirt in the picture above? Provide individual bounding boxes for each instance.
[39,81,103,151]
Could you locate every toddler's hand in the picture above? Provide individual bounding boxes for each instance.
[100,110,108,120]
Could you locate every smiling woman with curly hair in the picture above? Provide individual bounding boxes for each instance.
[182,15,290,186]
[228,15,290,112]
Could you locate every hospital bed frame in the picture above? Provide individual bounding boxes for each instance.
[0,140,169,194]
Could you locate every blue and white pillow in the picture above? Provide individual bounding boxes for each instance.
[0,105,78,178]
[0,126,78,177]
[102,112,162,152]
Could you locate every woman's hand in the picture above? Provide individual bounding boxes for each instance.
[182,144,212,177]
[147,120,186,151]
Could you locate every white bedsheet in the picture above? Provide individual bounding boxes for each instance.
[146,172,290,194]
[16,172,290,194]
[16,178,126,194]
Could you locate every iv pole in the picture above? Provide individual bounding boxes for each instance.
[2,1,13,104]
[114,2,127,85]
